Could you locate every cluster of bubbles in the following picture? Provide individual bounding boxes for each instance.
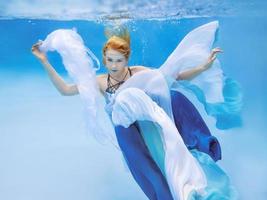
[0,0,234,21]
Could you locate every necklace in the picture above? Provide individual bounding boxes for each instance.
[106,68,130,94]
[109,68,129,83]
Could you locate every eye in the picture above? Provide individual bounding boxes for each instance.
[107,58,113,62]
[117,59,122,62]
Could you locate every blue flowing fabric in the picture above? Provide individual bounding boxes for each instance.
[113,89,223,200]
[112,88,237,200]
[125,90,235,200]
[188,150,238,200]
[172,78,243,130]
[115,123,173,200]
[169,90,221,161]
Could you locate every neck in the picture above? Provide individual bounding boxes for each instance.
[109,67,128,81]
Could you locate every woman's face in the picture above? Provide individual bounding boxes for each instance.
[104,49,128,75]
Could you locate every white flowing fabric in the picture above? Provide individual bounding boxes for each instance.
[112,88,207,200]
[160,21,223,103]
[114,69,174,120]
[39,29,117,145]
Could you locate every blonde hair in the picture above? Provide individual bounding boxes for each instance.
[102,27,131,64]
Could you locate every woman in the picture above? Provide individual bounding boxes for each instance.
[31,22,235,199]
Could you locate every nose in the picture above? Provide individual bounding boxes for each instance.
[111,62,117,68]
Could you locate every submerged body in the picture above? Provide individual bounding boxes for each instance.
[31,21,240,199]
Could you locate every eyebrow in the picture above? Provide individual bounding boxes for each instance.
[107,56,124,60]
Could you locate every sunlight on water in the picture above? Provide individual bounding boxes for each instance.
[1,0,266,20]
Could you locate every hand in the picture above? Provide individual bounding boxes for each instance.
[201,47,223,71]
[31,41,47,62]
[208,47,223,63]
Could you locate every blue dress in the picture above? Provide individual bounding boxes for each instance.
[108,88,226,200]
[111,87,238,200]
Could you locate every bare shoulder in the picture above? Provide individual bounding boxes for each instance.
[96,74,107,83]
[96,74,108,93]
[130,66,152,73]
[97,73,107,79]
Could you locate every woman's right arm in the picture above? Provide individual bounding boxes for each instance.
[31,42,79,96]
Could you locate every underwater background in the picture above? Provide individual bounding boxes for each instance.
[0,1,267,199]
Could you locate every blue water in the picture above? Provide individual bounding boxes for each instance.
[1,13,267,200]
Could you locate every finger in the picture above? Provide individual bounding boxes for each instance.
[209,54,216,60]
[32,41,42,48]
[32,43,40,48]
[31,46,39,52]
[31,46,37,51]
[210,51,217,58]
[32,45,39,49]
[211,49,223,56]
[213,48,221,52]
[215,49,223,53]
[36,41,42,46]
[213,47,223,53]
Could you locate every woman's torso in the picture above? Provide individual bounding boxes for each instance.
[97,66,150,95]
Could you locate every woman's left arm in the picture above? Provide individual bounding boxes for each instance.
[177,47,223,80]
